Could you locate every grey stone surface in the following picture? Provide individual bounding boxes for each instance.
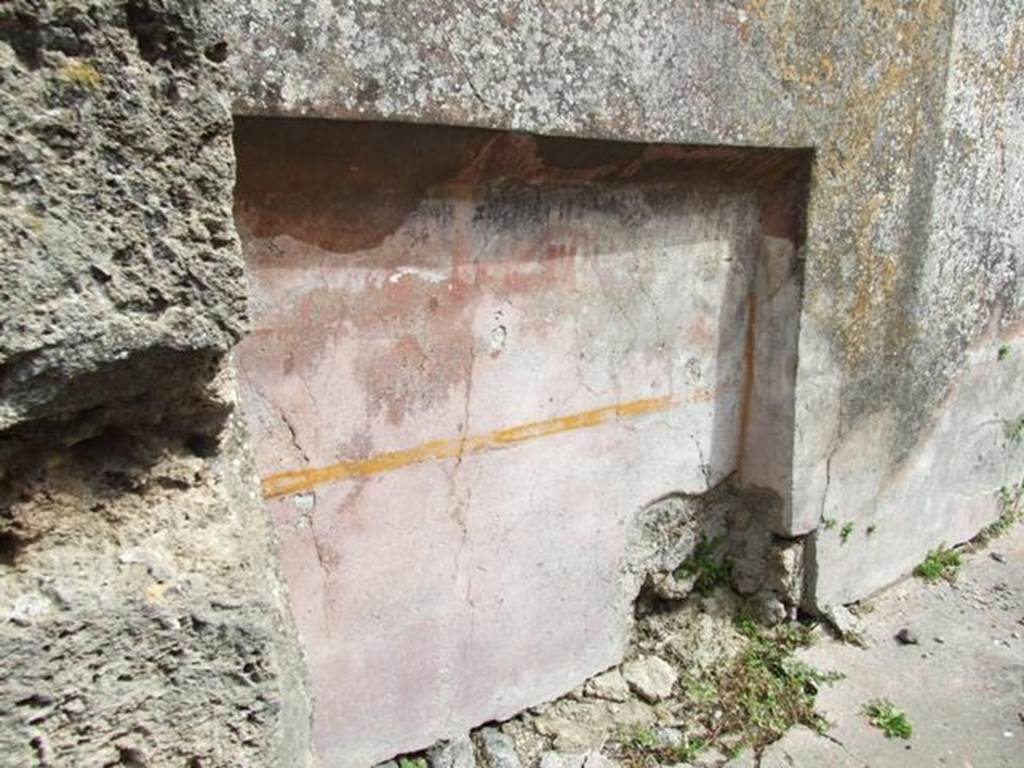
[537,752,611,768]
[223,0,1024,610]
[428,736,477,768]
[620,656,677,704]
[653,727,684,750]
[477,728,522,768]
[756,726,867,768]
[0,2,312,767]
[538,753,585,768]
[583,669,631,704]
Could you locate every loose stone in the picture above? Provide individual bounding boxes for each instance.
[621,656,678,703]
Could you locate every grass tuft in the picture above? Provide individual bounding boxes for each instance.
[863,699,913,739]
[913,544,961,583]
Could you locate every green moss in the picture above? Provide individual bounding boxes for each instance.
[997,343,1011,361]
[618,723,658,751]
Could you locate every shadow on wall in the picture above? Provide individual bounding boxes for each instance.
[231,116,811,767]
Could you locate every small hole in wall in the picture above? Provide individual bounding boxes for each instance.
[203,41,228,63]
[185,433,218,458]
[0,531,26,566]
[125,2,181,64]
[117,746,148,767]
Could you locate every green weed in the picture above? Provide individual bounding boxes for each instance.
[863,699,913,739]
[998,344,1011,361]
[713,620,841,747]
[913,545,961,583]
[615,721,710,767]
[618,723,658,751]
[677,536,730,596]
[670,737,709,763]
[616,619,841,766]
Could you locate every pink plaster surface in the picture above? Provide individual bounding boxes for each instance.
[234,128,764,767]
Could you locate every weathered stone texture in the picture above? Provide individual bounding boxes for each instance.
[0,409,309,767]
[0,3,311,766]
[0,0,245,434]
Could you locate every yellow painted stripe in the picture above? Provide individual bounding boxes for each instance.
[261,390,711,499]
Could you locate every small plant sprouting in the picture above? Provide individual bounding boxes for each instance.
[615,721,709,764]
[840,522,855,544]
[998,343,1011,361]
[1005,416,1024,444]
[397,758,427,768]
[975,482,1023,544]
[619,723,658,750]
[914,544,961,583]
[677,536,730,596]
[866,524,877,536]
[671,737,710,763]
[822,517,837,531]
[863,699,913,739]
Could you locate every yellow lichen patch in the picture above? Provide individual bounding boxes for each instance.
[60,60,103,89]
[841,192,915,367]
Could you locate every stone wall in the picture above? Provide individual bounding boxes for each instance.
[1,1,1021,767]
[0,2,311,766]
[225,0,1024,611]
